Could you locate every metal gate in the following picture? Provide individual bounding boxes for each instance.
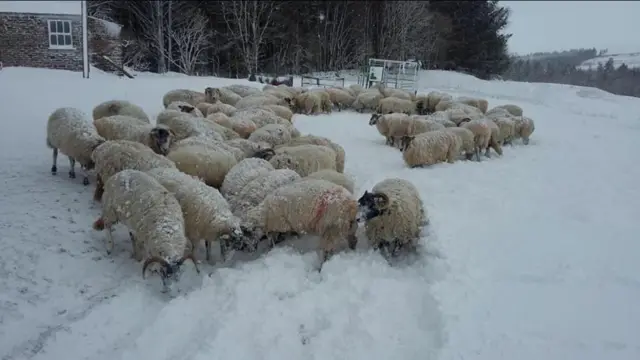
[358,58,421,92]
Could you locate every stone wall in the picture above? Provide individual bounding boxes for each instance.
[0,13,83,71]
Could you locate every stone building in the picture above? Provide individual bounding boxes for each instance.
[0,1,123,74]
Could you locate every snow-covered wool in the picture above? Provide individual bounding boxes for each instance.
[399,130,462,167]
[206,112,256,138]
[244,178,358,266]
[356,178,426,259]
[325,88,356,111]
[92,169,197,288]
[235,93,293,110]
[223,84,262,98]
[491,117,516,146]
[376,96,416,115]
[94,115,174,155]
[162,89,205,108]
[379,87,414,101]
[91,140,176,201]
[263,88,294,101]
[494,104,523,117]
[230,169,301,218]
[444,127,476,160]
[478,118,503,157]
[171,135,245,162]
[220,157,275,201]
[248,124,293,147]
[308,89,333,113]
[426,91,453,114]
[46,107,105,185]
[456,96,489,113]
[199,118,241,140]
[256,144,337,177]
[146,167,253,263]
[197,101,237,117]
[459,118,492,161]
[205,87,242,106]
[306,169,354,193]
[156,110,225,142]
[412,114,456,128]
[444,104,484,125]
[167,145,237,188]
[387,117,446,147]
[259,104,294,122]
[167,101,204,117]
[511,116,535,145]
[485,106,512,119]
[225,138,272,159]
[369,113,409,145]
[92,100,150,123]
[231,108,291,129]
[345,84,364,97]
[293,92,323,115]
[280,135,346,173]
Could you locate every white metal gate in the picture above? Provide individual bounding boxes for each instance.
[358,58,421,93]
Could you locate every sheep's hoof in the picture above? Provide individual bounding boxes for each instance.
[51,166,57,175]
[82,177,90,186]
[68,171,76,179]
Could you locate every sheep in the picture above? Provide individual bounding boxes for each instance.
[235,93,293,110]
[356,178,425,259]
[293,92,323,115]
[259,104,294,122]
[511,116,535,145]
[413,114,457,128]
[369,113,408,145]
[445,105,484,125]
[91,140,177,201]
[162,89,205,108]
[478,118,503,157]
[353,91,384,113]
[231,169,302,217]
[456,96,489,113]
[444,127,476,160]
[171,135,245,162]
[223,84,262,98]
[414,95,429,115]
[308,89,333,113]
[399,130,462,168]
[376,97,416,115]
[459,118,492,161]
[225,138,272,159]
[204,87,242,106]
[232,108,292,129]
[146,167,254,263]
[248,124,293,147]
[346,84,364,97]
[491,117,516,146]
[220,157,275,201]
[46,107,106,185]
[92,169,198,289]
[306,169,354,193]
[167,145,238,188]
[387,118,446,147]
[426,91,453,113]
[277,135,346,173]
[196,102,236,117]
[325,87,356,111]
[157,110,229,141]
[167,101,204,117]
[378,87,414,101]
[92,100,150,123]
[254,145,337,177]
[206,113,256,139]
[94,115,175,155]
[243,178,358,266]
[264,88,295,101]
[485,106,512,119]
[494,104,523,117]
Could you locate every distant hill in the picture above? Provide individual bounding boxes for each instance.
[577,53,640,70]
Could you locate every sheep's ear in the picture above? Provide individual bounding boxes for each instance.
[179,105,195,113]
[372,193,390,209]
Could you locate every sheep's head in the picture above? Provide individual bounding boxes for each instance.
[356,191,389,223]
[399,135,415,152]
[284,97,295,109]
[369,113,381,125]
[251,148,276,161]
[142,254,200,288]
[178,104,196,114]
[204,87,220,103]
[150,126,175,155]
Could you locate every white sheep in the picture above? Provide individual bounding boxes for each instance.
[167,101,205,117]
[171,135,245,162]
[167,145,237,188]
[156,110,226,141]
[306,169,354,193]
[293,92,323,115]
[369,113,408,146]
[206,112,256,139]
[412,114,457,128]
[459,118,492,161]
[491,117,516,146]
[235,93,293,110]
[353,91,383,113]
[244,178,358,266]
[456,96,489,113]
[379,87,414,101]
[46,107,105,185]
[162,89,205,107]
[232,108,291,129]
[92,100,150,123]
[204,87,242,106]
[444,127,476,160]
[231,169,302,218]
[347,84,364,97]
[94,115,175,155]
[247,124,293,147]
[308,89,333,113]
[356,178,426,259]
[376,96,416,115]
[220,157,275,200]
[478,118,503,157]
[280,135,346,173]
[225,138,272,159]
[493,104,523,117]
[399,130,462,167]
[387,117,446,148]
[91,140,177,201]
[92,169,198,289]
[511,116,535,145]
[255,144,337,177]
[426,91,453,114]
[223,84,262,98]
[196,101,237,117]
[444,105,484,125]
[259,104,294,122]
[325,88,356,111]
[146,167,254,263]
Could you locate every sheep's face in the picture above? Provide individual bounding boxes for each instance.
[398,136,415,152]
[251,148,276,161]
[178,105,196,114]
[238,225,262,252]
[284,97,295,109]
[356,191,390,223]
[369,113,381,126]
[150,127,174,155]
[204,87,219,103]
[84,160,96,170]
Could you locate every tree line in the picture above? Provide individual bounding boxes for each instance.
[88,0,512,79]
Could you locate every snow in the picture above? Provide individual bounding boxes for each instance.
[0,1,81,15]
[1,65,640,360]
[577,52,640,70]
[88,16,122,38]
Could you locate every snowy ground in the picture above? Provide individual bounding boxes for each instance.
[1,67,640,360]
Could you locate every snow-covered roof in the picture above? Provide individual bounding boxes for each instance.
[0,1,81,16]
[89,16,122,38]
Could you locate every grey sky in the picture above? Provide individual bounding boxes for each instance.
[502,1,640,55]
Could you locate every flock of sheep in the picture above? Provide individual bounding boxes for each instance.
[44,82,435,291]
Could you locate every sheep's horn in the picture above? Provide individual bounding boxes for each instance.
[176,254,200,274]
[142,256,170,278]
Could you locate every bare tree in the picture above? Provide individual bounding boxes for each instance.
[379,1,432,61]
[87,0,115,20]
[315,2,359,71]
[122,1,167,73]
[168,10,212,75]
[220,0,277,75]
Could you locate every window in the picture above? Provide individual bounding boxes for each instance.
[48,20,73,49]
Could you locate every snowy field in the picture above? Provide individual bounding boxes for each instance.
[1,66,640,360]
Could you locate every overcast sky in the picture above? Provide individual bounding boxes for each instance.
[502,1,640,55]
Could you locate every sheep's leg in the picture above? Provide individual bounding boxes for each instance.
[80,165,90,186]
[347,221,358,250]
[67,157,76,179]
[93,175,104,202]
[105,225,115,255]
[206,240,211,262]
[493,141,503,156]
[475,147,481,162]
[51,148,58,174]
[523,137,529,145]
[484,146,491,158]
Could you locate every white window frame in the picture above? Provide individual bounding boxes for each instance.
[47,20,73,50]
